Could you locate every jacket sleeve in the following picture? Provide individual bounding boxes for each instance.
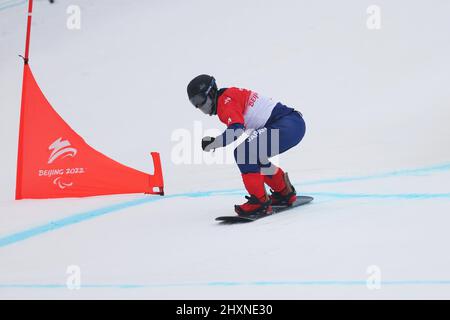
[208,123,246,149]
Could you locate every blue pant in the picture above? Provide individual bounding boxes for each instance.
[234,110,306,174]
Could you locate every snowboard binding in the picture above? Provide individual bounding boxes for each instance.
[234,194,273,217]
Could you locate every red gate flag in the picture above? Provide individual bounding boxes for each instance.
[15,64,164,199]
[16,0,163,200]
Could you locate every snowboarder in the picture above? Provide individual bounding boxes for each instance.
[187,74,306,217]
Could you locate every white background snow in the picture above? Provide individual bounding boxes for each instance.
[0,0,450,299]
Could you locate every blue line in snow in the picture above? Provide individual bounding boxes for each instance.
[185,162,450,195]
[0,196,169,248]
[0,162,449,249]
[304,192,450,200]
[0,191,449,249]
[1,280,450,289]
[179,190,450,200]
[301,162,450,186]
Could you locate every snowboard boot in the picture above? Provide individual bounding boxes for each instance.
[235,173,273,216]
[264,168,297,207]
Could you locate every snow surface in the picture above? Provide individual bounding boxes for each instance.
[1,0,450,299]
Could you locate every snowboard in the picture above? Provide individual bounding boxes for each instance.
[215,196,314,223]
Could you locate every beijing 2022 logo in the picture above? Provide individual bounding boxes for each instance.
[38,137,86,190]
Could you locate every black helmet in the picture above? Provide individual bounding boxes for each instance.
[187,74,218,116]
